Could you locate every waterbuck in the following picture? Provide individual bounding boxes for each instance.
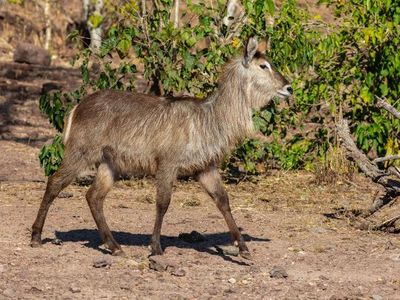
[30,37,293,258]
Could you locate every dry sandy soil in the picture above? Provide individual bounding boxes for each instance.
[0,50,399,300]
[0,2,399,298]
[0,138,399,299]
[0,56,399,300]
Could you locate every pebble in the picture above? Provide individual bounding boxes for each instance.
[171,268,186,277]
[2,288,15,298]
[0,264,4,273]
[208,288,218,295]
[390,253,400,261]
[69,284,81,293]
[58,191,73,198]
[51,238,63,246]
[216,245,239,257]
[228,278,236,284]
[269,266,288,279]
[149,255,170,272]
[319,275,329,281]
[149,256,186,276]
[93,257,112,268]
[372,295,383,300]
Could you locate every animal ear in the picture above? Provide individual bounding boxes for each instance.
[243,37,258,67]
[257,38,269,53]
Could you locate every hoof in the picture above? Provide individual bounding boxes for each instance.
[112,249,126,257]
[239,250,252,260]
[149,244,163,256]
[30,240,42,248]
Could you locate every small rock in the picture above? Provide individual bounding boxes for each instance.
[171,267,186,277]
[149,255,172,272]
[216,245,239,257]
[372,295,383,300]
[319,275,329,281]
[117,204,129,209]
[178,231,205,243]
[149,256,184,276]
[51,238,63,246]
[390,253,400,261]
[13,43,51,66]
[310,227,328,234]
[228,278,236,284]
[93,257,112,268]
[223,288,236,294]
[208,288,218,295]
[0,264,4,273]
[69,284,81,293]
[269,266,288,279]
[58,191,73,198]
[2,288,15,298]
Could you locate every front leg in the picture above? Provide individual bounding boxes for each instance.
[198,166,251,259]
[150,164,176,256]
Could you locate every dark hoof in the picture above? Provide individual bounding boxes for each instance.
[112,249,125,257]
[149,244,163,256]
[111,249,126,257]
[30,239,42,248]
[239,250,252,260]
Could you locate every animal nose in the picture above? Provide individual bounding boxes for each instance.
[284,85,293,95]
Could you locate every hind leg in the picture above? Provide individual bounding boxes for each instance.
[198,166,251,259]
[85,163,123,256]
[150,164,177,256]
[31,158,80,247]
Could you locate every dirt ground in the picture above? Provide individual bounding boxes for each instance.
[0,63,399,300]
[0,2,399,298]
[0,49,399,300]
[0,138,399,299]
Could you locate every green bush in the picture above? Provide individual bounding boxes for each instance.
[38,0,400,176]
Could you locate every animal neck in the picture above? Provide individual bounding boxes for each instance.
[207,58,254,145]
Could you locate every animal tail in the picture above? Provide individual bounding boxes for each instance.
[62,106,77,144]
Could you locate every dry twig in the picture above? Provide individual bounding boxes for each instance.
[376,96,400,119]
[373,155,400,164]
[336,119,400,215]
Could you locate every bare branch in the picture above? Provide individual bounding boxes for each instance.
[388,166,400,179]
[372,215,400,231]
[373,155,400,164]
[43,0,51,50]
[376,96,400,119]
[336,119,384,179]
[173,0,180,28]
[336,119,400,193]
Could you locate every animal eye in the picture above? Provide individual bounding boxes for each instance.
[260,64,268,69]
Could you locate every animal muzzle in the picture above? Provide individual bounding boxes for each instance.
[277,85,293,97]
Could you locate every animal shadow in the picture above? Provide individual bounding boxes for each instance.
[52,229,270,265]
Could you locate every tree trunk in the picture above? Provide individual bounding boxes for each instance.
[43,0,51,50]
[173,0,180,28]
[89,0,104,51]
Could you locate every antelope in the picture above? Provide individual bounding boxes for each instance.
[30,37,293,258]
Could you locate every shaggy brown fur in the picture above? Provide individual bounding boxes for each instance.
[31,37,292,258]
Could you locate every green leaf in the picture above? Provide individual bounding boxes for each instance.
[89,14,103,29]
[117,39,131,57]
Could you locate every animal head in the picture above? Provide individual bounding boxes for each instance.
[242,37,293,109]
